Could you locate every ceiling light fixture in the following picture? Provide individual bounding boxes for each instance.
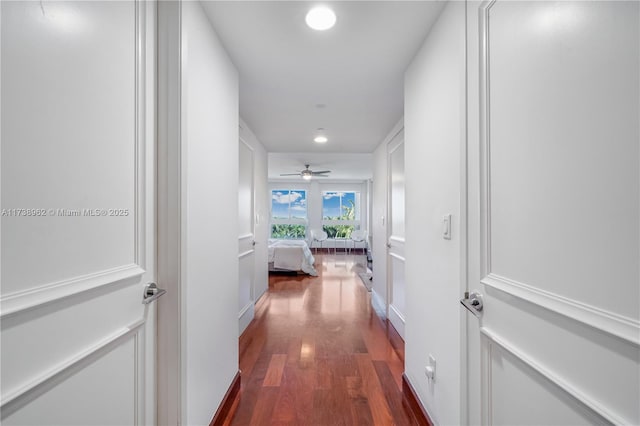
[305,6,336,31]
[314,128,328,143]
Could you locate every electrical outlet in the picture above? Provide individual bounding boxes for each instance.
[425,354,437,381]
[425,365,434,380]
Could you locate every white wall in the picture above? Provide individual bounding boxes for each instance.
[181,2,239,424]
[240,120,270,302]
[404,2,465,425]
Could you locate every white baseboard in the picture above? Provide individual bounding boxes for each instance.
[389,304,405,339]
[371,289,387,320]
[238,301,254,336]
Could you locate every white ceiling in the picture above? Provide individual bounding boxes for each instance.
[201,1,445,179]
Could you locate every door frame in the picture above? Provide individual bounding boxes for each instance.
[460,1,475,424]
[238,136,256,333]
[386,129,406,333]
[156,1,183,424]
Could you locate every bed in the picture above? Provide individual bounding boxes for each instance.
[268,239,318,276]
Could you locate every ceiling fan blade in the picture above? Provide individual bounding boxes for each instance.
[311,170,331,175]
[314,174,329,177]
[280,173,301,176]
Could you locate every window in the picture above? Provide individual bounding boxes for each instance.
[322,191,360,238]
[271,189,307,238]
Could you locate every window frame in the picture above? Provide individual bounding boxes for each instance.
[321,191,361,238]
[270,189,308,239]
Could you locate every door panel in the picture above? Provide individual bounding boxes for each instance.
[466,1,639,425]
[389,240,406,335]
[1,1,157,424]
[486,0,639,321]
[465,313,482,425]
[3,337,138,425]
[1,0,143,299]
[238,139,255,334]
[387,133,406,337]
[390,142,406,238]
[1,1,137,297]
[488,343,605,426]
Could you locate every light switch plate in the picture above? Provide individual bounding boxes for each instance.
[429,354,436,366]
[443,214,451,240]
[426,354,436,381]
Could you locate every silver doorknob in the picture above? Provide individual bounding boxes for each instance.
[460,291,483,317]
[142,282,167,304]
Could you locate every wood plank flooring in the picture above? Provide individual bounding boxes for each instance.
[226,254,420,425]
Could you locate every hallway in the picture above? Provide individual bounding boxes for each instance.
[226,254,417,425]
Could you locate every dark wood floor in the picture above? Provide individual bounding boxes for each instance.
[224,254,419,426]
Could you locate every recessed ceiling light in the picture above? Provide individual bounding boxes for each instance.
[314,135,328,143]
[305,6,336,31]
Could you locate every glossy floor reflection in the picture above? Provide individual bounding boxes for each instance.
[226,254,417,425]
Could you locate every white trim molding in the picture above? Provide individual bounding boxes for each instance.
[478,0,495,281]
[371,289,387,320]
[482,327,626,425]
[389,303,406,339]
[481,334,493,426]
[134,0,147,272]
[1,320,144,415]
[238,249,255,259]
[0,264,145,318]
[390,304,405,323]
[238,301,255,335]
[482,273,640,346]
[156,1,183,425]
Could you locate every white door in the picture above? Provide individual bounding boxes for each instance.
[464,1,639,424]
[387,131,406,338]
[238,138,255,334]
[1,1,158,424]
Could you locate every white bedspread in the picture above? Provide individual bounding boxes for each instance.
[268,239,317,276]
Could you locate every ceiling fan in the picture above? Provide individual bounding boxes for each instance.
[280,164,331,180]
